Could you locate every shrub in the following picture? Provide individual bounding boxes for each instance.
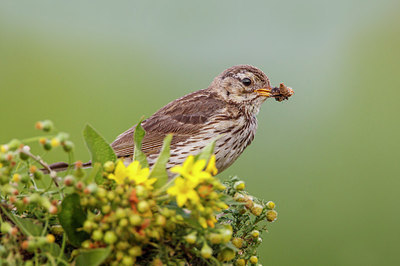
[0,121,277,265]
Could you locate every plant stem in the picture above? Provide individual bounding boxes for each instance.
[58,233,67,263]
[21,136,54,144]
[20,148,64,198]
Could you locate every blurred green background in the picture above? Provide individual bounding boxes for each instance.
[1,0,399,265]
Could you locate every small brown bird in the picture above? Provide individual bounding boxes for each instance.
[46,65,292,174]
[111,65,292,173]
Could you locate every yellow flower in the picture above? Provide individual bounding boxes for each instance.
[170,155,212,185]
[50,138,60,147]
[108,160,156,189]
[167,177,200,207]
[108,160,128,184]
[207,216,217,228]
[205,155,218,176]
[12,174,21,182]
[198,217,207,229]
[197,216,216,228]
[126,161,156,190]
[0,145,7,153]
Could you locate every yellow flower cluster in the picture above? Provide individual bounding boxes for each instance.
[105,155,228,229]
[108,160,156,190]
[167,155,227,228]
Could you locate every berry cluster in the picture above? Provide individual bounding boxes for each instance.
[0,120,278,265]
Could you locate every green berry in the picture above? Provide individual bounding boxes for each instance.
[116,241,129,250]
[29,193,42,204]
[251,204,263,216]
[137,201,150,213]
[33,170,44,180]
[116,251,124,261]
[184,233,197,244]
[0,245,6,256]
[236,259,246,266]
[104,231,117,244]
[64,175,75,186]
[62,141,74,152]
[122,257,134,265]
[19,151,29,161]
[119,218,128,227]
[86,183,98,194]
[37,237,48,247]
[81,240,91,249]
[266,201,276,210]
[1,222,12,234]
[266,210,278,222]
[92,230,103,241]
[136,185,148,197]
[20,174,30,184]
[7,139,22,151]
[43,140,52,151]
[41,120,54,132]
[201,243,213,259]
[115,186,124,195]
[233,193,246,202]
[100,223,110,231]
[51,225,64,236]
[83,221,94,232]
[115,208,126,219]
[165,221,176,232]
[250,256,258,264]
[56,132,69,142]
[209,233,222,244]
[103,161,115,173]
[221,228,233,243]
[128,246,142,257]
[156,215,166,227]
[129,214,142,226]
[232,237,244,248]
[0,175,9,185]
[102,205,111,214]
[234,181,245,190]
[218,248,235,262]
[107,191,116,200]
[251,230,260,238]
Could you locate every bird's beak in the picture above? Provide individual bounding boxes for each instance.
[255,87,272,97]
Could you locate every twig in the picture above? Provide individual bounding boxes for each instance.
[20,147,64,197]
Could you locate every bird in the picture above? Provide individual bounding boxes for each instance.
[111,65,292,173]
[46,65,293,174]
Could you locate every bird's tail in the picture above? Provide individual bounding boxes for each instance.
[41,161,92,174]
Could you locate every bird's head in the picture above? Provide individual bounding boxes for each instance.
[210,65,273,114]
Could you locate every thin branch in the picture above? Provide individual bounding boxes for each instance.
[20,147,64,197]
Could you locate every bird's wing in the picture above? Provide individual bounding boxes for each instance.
[111,90,225,158]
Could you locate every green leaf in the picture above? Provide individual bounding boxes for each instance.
[133,122,149,168]
[195,138,217,162]
[58,193,90,247]
[150,134,172,189]
[75,247,111,266]
[83,124,117,165]
[12,216,43,236]
[42,242,66,259]
[85,162,103,184]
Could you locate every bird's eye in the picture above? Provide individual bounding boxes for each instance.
[241,78,252,86]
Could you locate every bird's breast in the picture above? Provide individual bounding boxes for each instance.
[213,115,258,172]
[147,114,258,176]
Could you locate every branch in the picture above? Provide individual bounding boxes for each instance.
[20,146,63,196]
